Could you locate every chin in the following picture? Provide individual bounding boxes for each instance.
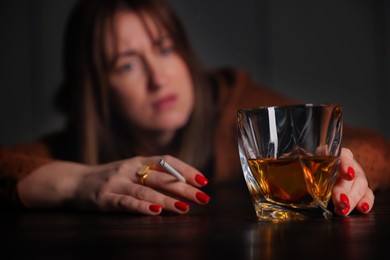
[155,115,189,131]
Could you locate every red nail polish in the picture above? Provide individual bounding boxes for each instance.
[341,206,350,216]
[174,201,189,212]
[361,202,370,213]
[347,166,355,180]
[149,204,162,213]
[340,193,350,208]
[195,174,209,186]
[196,192,210,204]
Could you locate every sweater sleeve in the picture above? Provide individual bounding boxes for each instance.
[0,143,55,210]
[343,126,390,191]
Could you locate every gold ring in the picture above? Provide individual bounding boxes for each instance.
[137,164,150,185]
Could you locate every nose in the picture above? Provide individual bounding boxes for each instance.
[146,58,167,91]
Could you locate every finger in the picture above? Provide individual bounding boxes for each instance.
[99,193,162,215]
[356,188,375,214]
[339,148,355,181]
[332,178,352,216]
[127,183,193,214]
[145,155,209,188]
[345,160,368,206]
[346,160,374,214]
[333,188,374,216]
[332,160,369,216]
[330,149,356,215]
[103,183,192,215]
[138,168,210,205]
[116,156,209,188]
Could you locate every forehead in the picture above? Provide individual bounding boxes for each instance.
[105,10,165,54]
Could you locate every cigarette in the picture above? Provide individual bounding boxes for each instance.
[158,158,186,183]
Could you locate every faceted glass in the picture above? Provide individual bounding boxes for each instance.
[237,104,343,221]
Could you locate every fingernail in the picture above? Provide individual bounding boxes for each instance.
[149,204,162,213]
[174,201,189,212]
[340,193,350,208]
[361,202,370,213]
[195,174,209,186]
[341,206,350,216]
[340,193,350,215]
[347,166,355,180]
[196,192,210,204]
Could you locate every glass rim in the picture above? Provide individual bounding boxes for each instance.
[237,103,342,113]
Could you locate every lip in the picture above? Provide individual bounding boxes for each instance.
[152,94,177,111]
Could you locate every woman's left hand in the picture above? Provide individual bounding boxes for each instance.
[331,148,375,216]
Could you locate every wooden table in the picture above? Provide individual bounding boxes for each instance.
[1,181,389,259]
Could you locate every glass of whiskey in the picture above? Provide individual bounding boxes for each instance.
[237,104,343,221]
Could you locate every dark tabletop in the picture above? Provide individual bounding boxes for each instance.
[1,181,389,260]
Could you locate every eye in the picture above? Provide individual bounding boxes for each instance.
[120,62,133,71]
[116,56,142,73]
[160,46,175,56]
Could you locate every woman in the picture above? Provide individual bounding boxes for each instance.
[0,0,388,216]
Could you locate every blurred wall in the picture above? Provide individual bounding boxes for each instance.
[0,0,77,144]
[0,0,389,145]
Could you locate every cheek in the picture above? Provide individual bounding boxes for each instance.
[182,74,195,116]
[110,79,148,122]
[118,91,145,117]
[172,61,195,109]
[117,93,138,114]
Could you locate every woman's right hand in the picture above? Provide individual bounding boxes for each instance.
[17,155,210,215]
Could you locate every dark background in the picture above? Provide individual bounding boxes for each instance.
[0,0,389,145]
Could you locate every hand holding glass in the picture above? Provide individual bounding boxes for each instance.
[237,104,343,221]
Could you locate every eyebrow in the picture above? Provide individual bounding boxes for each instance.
[113,35,172,62]
[116,50,138,59]
[152,34,171,46]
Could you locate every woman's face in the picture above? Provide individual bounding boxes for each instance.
[106,10,194,132]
